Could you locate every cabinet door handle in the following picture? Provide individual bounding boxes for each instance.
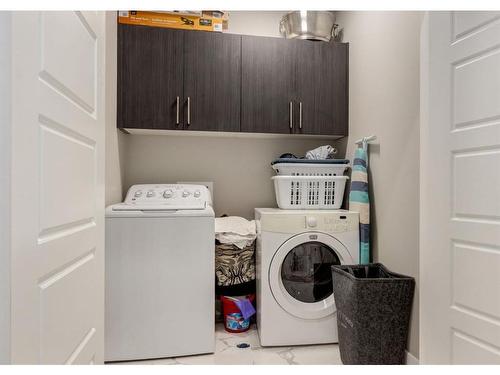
[187,97,191,126]
[289,101,293,129]
[299,102,303,129]
[176,96,180,125]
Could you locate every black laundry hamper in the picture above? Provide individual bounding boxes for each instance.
[331,263,415,365]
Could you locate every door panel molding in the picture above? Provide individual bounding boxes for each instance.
[421,11,500,364]
[10,11,105,364]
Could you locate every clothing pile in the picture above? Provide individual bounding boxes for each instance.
[305,145,337,160]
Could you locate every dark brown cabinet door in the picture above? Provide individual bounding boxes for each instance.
[294,41,348,135]
[183,31,241,131]
[241,36,295,134]
[118,25,184,129]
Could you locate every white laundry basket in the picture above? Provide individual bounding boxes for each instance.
[272,162,349,176]
[272,175,349,209]
[271,158,350,209]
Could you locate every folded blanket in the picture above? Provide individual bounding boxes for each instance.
[215,216,256,249]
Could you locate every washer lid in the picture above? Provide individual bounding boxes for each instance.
[115,184,211,211]
[269,231,353,320]
[111,202,206,211]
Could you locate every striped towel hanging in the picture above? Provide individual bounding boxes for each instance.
[349,147,370,264]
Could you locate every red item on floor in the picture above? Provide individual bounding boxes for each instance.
[221,294,255,333]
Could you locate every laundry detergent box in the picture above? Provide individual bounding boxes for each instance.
[118,11,224,32]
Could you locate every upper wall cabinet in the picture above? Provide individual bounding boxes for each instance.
[294,40,348,136]
[183,31,241,132]
[118,24,241,132]
[241,36,295,134]
[117,24,349,137]
[118,25,184,130]
[241,35,348,135]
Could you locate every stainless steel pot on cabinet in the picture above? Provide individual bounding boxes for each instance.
[279,11,339,42]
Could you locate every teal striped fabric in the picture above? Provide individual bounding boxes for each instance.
[349,147,370,264]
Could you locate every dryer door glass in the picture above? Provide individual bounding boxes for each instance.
[280,241,340,303]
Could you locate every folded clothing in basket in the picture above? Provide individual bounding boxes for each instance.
[215,216,256,249]
[305,145,337,160]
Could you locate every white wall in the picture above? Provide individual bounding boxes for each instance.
[122,11,339,218]
[105,12,127,206]
[419,13,430,364]
[226,11,285,37]
[337,11,422,358]
[0,11,11,365]
[125,135,337,218]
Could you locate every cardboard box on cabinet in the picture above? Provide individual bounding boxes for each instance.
[118,10,226,32]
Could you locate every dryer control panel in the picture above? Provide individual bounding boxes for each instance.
[113,184,212,211]
[255,208,359,234]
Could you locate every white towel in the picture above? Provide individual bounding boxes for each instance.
[215,216,257,249]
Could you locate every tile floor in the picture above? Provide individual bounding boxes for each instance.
[114,323,342,365]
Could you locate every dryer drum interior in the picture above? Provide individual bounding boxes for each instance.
[280,241,341,303]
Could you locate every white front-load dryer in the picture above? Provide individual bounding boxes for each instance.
[255,208,359,346]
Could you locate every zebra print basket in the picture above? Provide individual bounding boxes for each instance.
[215,242,256,287]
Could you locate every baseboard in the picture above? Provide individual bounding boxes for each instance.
[405,351,419,365]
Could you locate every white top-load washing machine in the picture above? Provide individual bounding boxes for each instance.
[105,184,215,362]
[255,208,359,346]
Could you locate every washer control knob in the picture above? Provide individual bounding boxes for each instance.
[163,189,174,199]
[306,216,317,228]
[134,190,142,197]
[194,190,201,198]
[146,190,155,198]
[182,190,190,198]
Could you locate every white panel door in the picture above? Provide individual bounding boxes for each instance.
[10,11,105,364]
[421,11,500,364]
